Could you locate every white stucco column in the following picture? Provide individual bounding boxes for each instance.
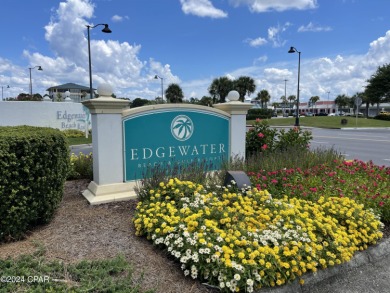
[214,91,252,159]
[81,84,135,205]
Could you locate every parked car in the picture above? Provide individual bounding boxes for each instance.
[328,113,337,116]
[305,112,314,117]
[315,112,328,116]
[345,112,364,116]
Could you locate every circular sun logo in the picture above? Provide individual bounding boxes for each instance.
[171,115,194,141]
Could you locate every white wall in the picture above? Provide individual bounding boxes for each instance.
[0,101,90,131]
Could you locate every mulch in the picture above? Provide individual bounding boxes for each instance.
[0,180,215,293]
[0,179,388,293]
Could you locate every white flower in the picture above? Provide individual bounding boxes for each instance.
[234,274,241,281]
[220,282,225,288]
[246,279,254,286]
[184,270,190,276]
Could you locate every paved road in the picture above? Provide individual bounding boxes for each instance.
[309,128,390,167]
[70,128,390,167]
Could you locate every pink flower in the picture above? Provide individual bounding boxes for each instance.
[261,144,268,150]
[271,179,278,184]
[256,118,261,122]
[309,187,317,192]
[379,201,385,207]
[258,133,265,138]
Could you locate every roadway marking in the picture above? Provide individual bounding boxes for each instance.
[338,133,390,138]
[311,140,330,144]
[315,135,390,143]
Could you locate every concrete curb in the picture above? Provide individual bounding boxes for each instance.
[256,237,390,293]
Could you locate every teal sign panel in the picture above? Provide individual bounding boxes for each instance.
[123,108,230,181]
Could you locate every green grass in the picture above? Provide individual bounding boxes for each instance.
[66,136,92,146]
[0,247,153,293]
[250,116,390,128]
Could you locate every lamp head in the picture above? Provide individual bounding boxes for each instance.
[37,66,43,71]
[288,47,296,53]
[102,24,112,33]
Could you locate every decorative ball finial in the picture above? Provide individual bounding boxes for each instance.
[227,90,240,102]
[97,83,113,97]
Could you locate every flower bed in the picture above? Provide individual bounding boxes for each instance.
[133,178,383,292]
[248,160,390,222]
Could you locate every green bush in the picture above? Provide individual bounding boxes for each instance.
[375,114,390,121]
[0,126,70,242]
[62,129,86,137]
[68,152,93,180]
[246,119,312,156]
[246,108,273,120]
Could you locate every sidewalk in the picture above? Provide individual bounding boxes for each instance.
[258,237,390,293]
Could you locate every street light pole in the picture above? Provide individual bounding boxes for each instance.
[28,66,43,96]
[327,91,330,113]
[288,47,301,127]
[284,79,288,115]
[1,85,10,101]
[154,75,164,102]
[86,23,112,99]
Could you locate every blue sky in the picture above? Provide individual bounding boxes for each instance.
[1,0,390,103]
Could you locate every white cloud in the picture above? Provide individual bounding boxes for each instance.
[111,15,128,22]
[230,0,317,12]
[268,23,291,47]
[22,0,179,100]
[245,37,268,47]
[298,22,332,32]
[180,0,228,18]
[253,55,268,64]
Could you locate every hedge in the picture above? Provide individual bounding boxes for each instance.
[0,126,70,242]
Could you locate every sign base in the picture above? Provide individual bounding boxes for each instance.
[82,181,137,205]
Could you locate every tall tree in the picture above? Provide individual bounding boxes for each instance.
[208,77,234,103]
[280,95,288,114]
[334,94,351,112]
[288,95,296,111]
[131,97,150,108]
[165,83,184,103]
[365,63,390,115]
[234,76,256,102]
[199,96,213,106]
[309,95,320,113]
[255,90,271,109]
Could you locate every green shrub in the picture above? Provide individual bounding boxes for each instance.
[68,152,93,180]
[0,126,70,242]
[246,108,273,120]
[375,114,390,121]
[62,129,86,138]
[246,119,312,156]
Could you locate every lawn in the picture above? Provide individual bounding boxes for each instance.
[251,116,390,128]
[66,136,92,145]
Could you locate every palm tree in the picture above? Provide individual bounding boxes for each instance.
[234,76,256,102]
[255,90,271,109]
[309,96,320,113]
[334,94,351,113]
[280,95,288,114]
[208,77,234,103]
[165,83,184,103]
[288,95,296,112]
